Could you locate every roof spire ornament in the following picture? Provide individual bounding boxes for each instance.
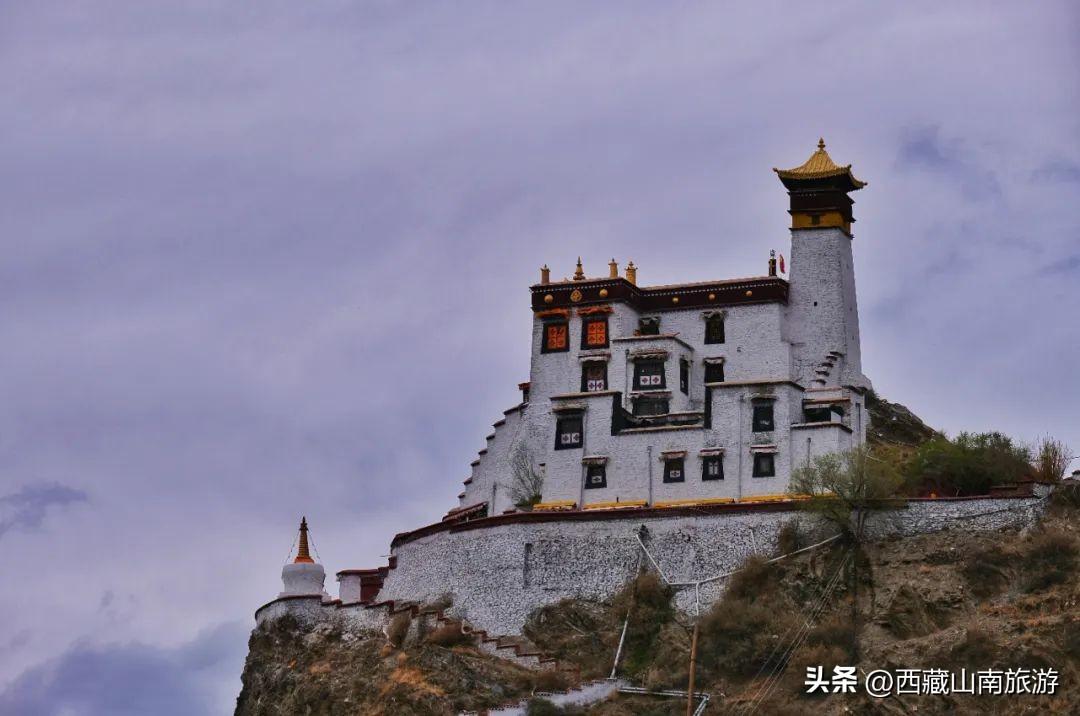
[773,139,866,189]
[573,257,586,281]
[608,258,618,278]
[774,138,867,234]
[625,261,637,285]
[295,517,314,563]
[540,264,550,285]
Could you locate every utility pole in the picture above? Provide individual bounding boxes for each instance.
[686,620,699,716]
[686,582,701,716]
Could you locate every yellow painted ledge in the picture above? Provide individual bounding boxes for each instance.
[583,500,649,511]
[739,493,812,503]
[533,500,577,512]
[654,497,736,509]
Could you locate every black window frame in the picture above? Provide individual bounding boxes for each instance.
[803,406,831,423]
[663,457,685,483]
[752,403,775,432]
[584,463,607,489]
[633,359,666,390]
[541,320,570,354]
[704,315,725,344]
[704,361,725,384]
[638,316,660,336]
[632,396,669,416]
[581,362,608,393]
[554,415,583,450]
[702,455,724,481]
[679,359,689,394]
[752,453,776,478]
[580,316,609,349]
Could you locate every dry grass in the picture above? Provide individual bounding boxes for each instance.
[426,622,474,647]
[945,627,1000,668]
[961,544,1012,598]
[532,668,570,692]
[386,612,411,648]
[775,521,803,556]
[1021,529,1078,593]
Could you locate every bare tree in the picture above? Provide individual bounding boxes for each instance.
[790,446,903,661]
[509,440,543,509]
[790,446,904,541]
[1033,436,1074,483]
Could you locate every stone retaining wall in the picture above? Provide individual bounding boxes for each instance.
[375,494,1047,635]
[258,494,1048,639]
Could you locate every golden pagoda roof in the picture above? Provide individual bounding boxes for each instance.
[773,138,867,188]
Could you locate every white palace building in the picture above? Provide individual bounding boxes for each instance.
[259,141,1047,640]
[454,139,873,519]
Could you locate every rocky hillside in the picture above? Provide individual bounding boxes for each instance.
[236,494,1079,715]
[235,613,549,715]
[520,495,1080,715]
[866,390,939,447]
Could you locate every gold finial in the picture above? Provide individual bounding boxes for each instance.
[608,258,618,278]
[773,138,866,189]
[768,249,777,277]
[295,517,314,563]
[540,264,550,285]
[625,261,637,285]
[573,257,585,281]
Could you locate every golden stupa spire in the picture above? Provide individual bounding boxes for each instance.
[572,257,586,281]
[294,517,314,564]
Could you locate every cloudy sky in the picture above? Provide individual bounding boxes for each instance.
[0,2,1077,713]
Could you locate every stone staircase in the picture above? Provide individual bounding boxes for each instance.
[354,597,579,676]
[810,350,844,387]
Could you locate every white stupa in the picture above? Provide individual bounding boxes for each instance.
[279,517,330,599]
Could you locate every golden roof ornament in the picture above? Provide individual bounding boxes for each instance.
[773,137,867,189]
[294,516,314,564]
[572,257,585,281]
[625,261,637,285]
[540,264,550,285]
[608,258,618,278]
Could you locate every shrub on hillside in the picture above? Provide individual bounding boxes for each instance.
[386,613,411,648]
[961,544,1012,598]
[697,584,797,679]
[426,622,474,647]
[946,628,1000,669]
[698,599,795,678]
[532,668,570,693]
[725,555,782,602]
[775,521,803,556]
[608,571,675,675]
[1051,481,1080,510]
[805,613,855,652]
[1021,530,1078,593]
[905,432,1031,496]
[1033,437,1073,484]
[790,447,904,539]
[525,698,561,715]
[881,584,949,638]
[522,600,611,679]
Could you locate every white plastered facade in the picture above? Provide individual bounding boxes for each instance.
[460,225,872,515]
